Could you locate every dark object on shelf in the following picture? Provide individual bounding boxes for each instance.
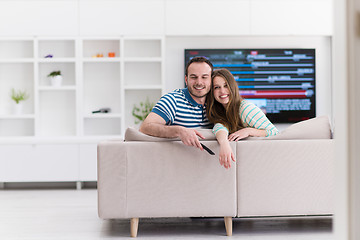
[201,143,215,155]
[44,54,53,58]
[92,108,111,114]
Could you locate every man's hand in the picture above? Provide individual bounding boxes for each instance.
[140,113,206,151]
[178,127,205,150]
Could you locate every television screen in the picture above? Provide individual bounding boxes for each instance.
[184,49,316,123]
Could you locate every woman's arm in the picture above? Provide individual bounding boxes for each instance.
[240,100,279,136]
[228,100,279,141]
[213,123,235,169]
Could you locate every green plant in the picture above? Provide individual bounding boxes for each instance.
[132,98,155,124]
[11,88,29,104]
[47,71,61,77]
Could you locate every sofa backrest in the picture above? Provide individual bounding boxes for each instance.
[124,115,332,142]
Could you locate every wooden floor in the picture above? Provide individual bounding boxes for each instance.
[0,189,333,239]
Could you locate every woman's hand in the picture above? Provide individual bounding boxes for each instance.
[228,128,251,141]
[228,128,266,141]
[219,143,236,169]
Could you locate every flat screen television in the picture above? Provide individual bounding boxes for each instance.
[184,49,316,123]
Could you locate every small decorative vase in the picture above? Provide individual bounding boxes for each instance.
[50,75,63,87]
[13,102,23,115]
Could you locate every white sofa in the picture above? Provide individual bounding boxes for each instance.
[97,116,334,237]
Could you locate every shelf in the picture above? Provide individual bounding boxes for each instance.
[124,62,162,86]
[125,89,162,129]
[84,113,121,119]
[0,114,35,119]
[124,57,162,62]
[38,58,76,63]
[84,118,121,136]
[124,39,161,58]
[83,62,120,114]
[82,57,121,62]
[0,59,34,63]
[39,62,76,86]
[0,118,34,137]
[39,86,76,91]
[0,62,34,116]
[83,39,120,58]
[0,40,33,58]
[38,91,76,136]
[124,85,163,90]
[38,40,75,58]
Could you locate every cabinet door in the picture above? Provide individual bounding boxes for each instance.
[0,1,78,36]
[0,144,78,182]
[79,0,165,35]
[34,144,78,181]
[0,145,35,182]
[79,144,97,181]
[166,0,251,35]
[250,0,332,35]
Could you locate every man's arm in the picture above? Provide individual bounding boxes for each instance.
[139,112,205,150]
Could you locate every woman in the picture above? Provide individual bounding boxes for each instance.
[206,69,279,169]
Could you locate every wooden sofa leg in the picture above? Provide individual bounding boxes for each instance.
[130,218,139,237]
[224,217,232,236]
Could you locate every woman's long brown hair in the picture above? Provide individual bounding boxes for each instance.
[206,69,244,133]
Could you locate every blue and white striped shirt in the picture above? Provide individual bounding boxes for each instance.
[151,88,212,128]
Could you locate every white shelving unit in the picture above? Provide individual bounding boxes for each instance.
[0,36,164,137]
[0,36,165,184]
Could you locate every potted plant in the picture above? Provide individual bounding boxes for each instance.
[132,98,155,124]
[47,70,62,87]
[11,88,29,115]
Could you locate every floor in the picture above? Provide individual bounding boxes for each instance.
[0,188,333,240]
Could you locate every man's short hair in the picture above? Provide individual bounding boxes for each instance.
[185,56,214,76]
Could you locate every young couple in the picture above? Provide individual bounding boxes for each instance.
[140,57,279,169]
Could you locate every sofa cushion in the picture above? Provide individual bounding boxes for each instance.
[124,127,216,142]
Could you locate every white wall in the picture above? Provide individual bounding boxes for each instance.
[0,0,332,37]
[0,0,334,121]
[166,36,332,120]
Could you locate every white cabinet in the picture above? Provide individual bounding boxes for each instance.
[0,144,78,182]
[79,0,165,36]
[0,36,164,138]
[165,0,251,36]
[79,144,98,181]
[0,1,78,36]
[0,36,164,183]
[250,0,332,35]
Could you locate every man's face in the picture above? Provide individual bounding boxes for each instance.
[185,62,212,101]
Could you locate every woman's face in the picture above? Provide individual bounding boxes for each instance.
[213,76,230,107]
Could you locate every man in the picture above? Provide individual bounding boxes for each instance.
[139,56,213,151]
